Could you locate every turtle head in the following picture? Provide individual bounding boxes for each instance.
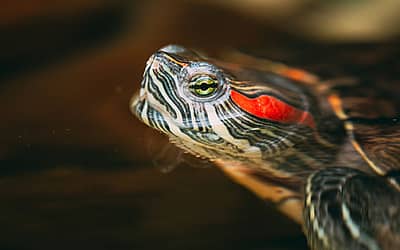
[131,45,318,163]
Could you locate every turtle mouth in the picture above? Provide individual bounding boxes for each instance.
[130,51,163,123]
[130,53,158,126]
[130,89,155,126]
[130,87,175,136]
[131,49,183,133]
[130,85,156,125]
[130,87,147,120]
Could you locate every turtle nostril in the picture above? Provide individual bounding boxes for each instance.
[146,52,165,71]
[145,54,156,68]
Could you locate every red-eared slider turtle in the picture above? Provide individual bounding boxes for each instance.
[130,44,400,250]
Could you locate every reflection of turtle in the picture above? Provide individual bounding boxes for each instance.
[131,44,400,250]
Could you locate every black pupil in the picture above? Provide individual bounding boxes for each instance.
[193,82,218,90]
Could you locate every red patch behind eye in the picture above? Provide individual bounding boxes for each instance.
[230,90,315,128]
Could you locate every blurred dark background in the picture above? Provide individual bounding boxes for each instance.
[1,1,399,249]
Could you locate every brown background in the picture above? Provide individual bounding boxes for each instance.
[1,1,399,249]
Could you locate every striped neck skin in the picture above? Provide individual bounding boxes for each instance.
[131,45,342,180]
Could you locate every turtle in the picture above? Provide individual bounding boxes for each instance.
[130,43,400,250]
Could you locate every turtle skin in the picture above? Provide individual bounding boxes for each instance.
[239,42,400,249]
[304,167,400,250]
[131,43,400,250]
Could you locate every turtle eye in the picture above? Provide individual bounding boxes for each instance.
[188,75,219,97]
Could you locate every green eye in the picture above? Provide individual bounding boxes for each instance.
[189,75,218,97]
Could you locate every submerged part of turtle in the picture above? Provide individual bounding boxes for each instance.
[131,44,400,250]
